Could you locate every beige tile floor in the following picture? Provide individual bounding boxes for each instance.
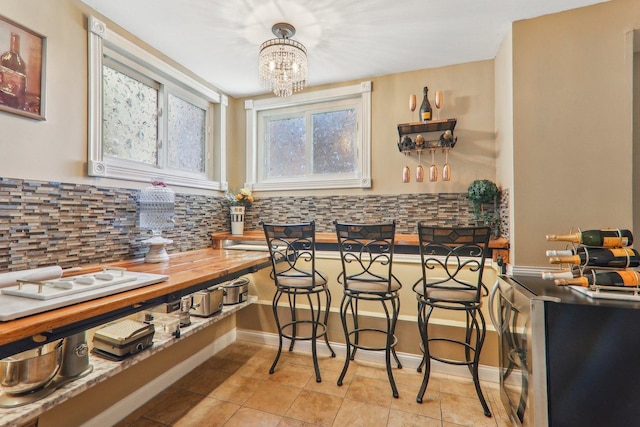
[115,341,513,427]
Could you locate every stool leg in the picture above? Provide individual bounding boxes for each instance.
[288,292,297,351]
[308,292,322,383]
[270,289,284,375]
[382,297,399,398]
[337,293,352,387]
[416,301,432,403]
[390,296,402,369]
[349,298,359,360]
[322,287,336,357]
[471,309,491,417]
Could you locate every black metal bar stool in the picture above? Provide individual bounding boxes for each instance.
[414,223,492,416]
[334,220,402,398]
[261,221,335,382]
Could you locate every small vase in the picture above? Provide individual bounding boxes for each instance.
[230,206,245,235]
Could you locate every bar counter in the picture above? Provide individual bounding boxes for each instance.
[211,230,510,262]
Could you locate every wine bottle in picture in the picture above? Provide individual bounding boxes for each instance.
[419,86,432,122]
[546,229,633,247]
[548,247,640,268]
[555,270,640,288]
[0,33,27,109]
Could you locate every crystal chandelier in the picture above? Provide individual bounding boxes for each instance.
[259,23,307,97]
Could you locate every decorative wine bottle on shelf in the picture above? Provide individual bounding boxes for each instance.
[0,33,27,109]
[548,247,640,268]
[555,270,640,288]
[546,229,633,247]
[419,86,432,122]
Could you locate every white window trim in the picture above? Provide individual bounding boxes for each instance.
[244,81,372,191]
[87,16,228,191]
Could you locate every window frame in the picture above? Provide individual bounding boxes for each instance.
[87,16,228,190]
[245,81,372,191]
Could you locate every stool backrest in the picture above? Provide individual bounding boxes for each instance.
[334,221,396,291]
[416,224,491,301]
[261,221,318,286]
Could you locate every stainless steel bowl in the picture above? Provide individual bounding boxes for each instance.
[0,340,63,395]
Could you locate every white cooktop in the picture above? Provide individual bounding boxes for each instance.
[0,269,168,321]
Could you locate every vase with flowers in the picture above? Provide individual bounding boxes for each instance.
[225,188,254,235]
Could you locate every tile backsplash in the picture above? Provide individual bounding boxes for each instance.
[0,177,508,271]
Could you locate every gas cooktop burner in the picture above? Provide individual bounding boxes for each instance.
[0,267,168,321]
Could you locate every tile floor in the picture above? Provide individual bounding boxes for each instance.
[115,341,513,427]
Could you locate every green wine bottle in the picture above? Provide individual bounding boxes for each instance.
[548,247,640,268]
[546,229,633,247]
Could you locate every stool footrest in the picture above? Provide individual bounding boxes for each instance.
[280,320,328,342]
[347,328,398,352]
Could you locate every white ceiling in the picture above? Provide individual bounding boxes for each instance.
[81,0,607,98]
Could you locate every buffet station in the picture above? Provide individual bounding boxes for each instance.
[0,248,270,426]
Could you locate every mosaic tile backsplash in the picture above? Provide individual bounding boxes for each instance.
[0,177,508,271]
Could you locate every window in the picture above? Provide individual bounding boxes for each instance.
[245,82,372,191]
[88,16,227,190]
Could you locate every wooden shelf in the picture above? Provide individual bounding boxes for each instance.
[397,118,457,152]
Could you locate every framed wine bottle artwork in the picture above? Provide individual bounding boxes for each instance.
[0,15,46,120]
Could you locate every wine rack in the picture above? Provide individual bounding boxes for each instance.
[396,118,457,153]
[544,228,640,299]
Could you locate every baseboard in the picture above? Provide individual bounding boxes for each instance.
[236,329,500,384]
[81,329,238,427]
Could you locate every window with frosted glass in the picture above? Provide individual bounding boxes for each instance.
[264,109,357,179]
[167,94,206,173]
[102,65,158,165]
[312,109,357,174]
[265,117,306,178]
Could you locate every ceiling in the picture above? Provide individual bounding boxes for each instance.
[81,0,608,99]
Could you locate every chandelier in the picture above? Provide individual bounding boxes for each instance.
[259,23,307,97]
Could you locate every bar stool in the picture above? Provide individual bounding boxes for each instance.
[334,220,402,398]
[261,221,335,382]
[414,223,492,416]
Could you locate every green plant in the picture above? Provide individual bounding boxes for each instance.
[467,179,500,231]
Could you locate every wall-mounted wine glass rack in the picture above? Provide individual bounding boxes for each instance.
[396,118,457,152]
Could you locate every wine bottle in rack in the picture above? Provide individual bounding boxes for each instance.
[542,268,582,280]
[546,249,576,257]
[548,247,640,268]
[555,270,640,287]
[546,229,633,247]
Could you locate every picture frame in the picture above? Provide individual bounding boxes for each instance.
[0,15,46,120]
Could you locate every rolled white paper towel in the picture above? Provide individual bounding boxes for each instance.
[0,266,63,288]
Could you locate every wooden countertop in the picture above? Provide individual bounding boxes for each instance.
[0,248,270,352]
[211,230,510,249]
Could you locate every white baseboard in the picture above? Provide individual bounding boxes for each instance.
[236,329,500,384]
[82,329,238,427]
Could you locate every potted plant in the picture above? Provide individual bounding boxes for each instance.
[467,179,500,236]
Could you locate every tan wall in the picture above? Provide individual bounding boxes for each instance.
[0,0,225,196]
[231,61,496,197]
[510,0,640,266]
[495,30,515,261]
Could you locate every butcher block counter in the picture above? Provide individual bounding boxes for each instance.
[0,248,271,427]
[0,248,270,358]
